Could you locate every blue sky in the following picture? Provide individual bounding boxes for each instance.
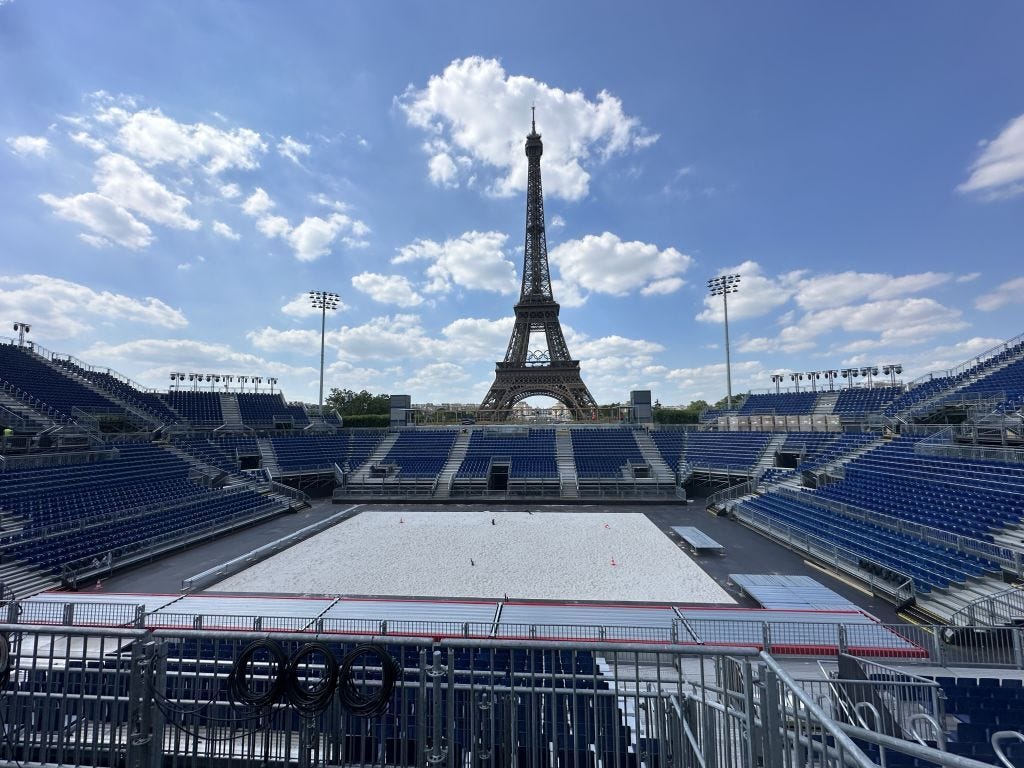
[2,1,1023,407]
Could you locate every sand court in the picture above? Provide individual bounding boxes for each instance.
[212,510,734,603]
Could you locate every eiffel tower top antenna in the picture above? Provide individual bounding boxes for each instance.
[531,104,536,134]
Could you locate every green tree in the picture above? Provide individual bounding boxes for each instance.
[325,388,390,416]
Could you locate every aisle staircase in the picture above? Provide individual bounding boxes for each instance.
[0,390,57,433]
[812,391,839,416]
[753,433,787,477]
[555,427,578,498]
[0,562,60,600]
[349,431,401,484]
[434,430,471,498]
[257,438,281,477]
[36,354,161,429]
[219,394,244,431]
[632,429,676,486]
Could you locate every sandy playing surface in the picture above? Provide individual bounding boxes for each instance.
[211,511,734,603]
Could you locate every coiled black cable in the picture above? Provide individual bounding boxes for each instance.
[285,641,338,716]
[228,639,287,708]
[337,644,398,718]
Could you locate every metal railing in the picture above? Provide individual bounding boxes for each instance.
[906,331,1024,388]
[950,585,1024,628]
[706,478,758,509]
[11,622,1008,768]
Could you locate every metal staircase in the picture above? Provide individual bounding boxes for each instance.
[0,391,58,433]
[219,394,244,431]
[0,562,60,600]
[555,427,578,498]
[632,429,676,485]
[349,431,400,484]
[257,438,281,477]
[434,429,471,498]
[753,433,787,477]
[35,353,162,429]
[812,391,839,416]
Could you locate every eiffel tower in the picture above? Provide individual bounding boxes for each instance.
[478,110,598,420]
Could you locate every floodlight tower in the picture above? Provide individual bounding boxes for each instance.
[12,322,31,347]
[882,364,903,387]
[770,373,784,394]
[309,291,341,412]
[707,274,741,409]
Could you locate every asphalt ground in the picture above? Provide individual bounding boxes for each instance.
[91,496,903,624]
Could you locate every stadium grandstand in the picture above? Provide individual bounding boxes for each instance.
[2,330,1024,767]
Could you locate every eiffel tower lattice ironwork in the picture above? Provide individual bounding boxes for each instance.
[478,111,598,420]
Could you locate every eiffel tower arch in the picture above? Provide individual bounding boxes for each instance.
[478,112,598,421]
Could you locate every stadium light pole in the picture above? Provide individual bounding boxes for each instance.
[308,290,341,413]
[707,274,740,409]
[882,364,902,387]
[12,322,31,347]
[770,373,784,394]
[790,372,803,393]
[268,377,278,395]
[823,369,839,391]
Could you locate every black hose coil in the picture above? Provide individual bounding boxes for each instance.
[337,644,399,718]
[228,639,288,708]
[285,641,338,715]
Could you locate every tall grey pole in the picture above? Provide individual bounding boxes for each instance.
[723,290,733,410]
[318,301,327,411]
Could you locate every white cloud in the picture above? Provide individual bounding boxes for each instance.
[551,279,587,308]
[792,270,952,311]
[246,327,322,353]
[351,273,424,307]
[399,56,656,200]
[83,338,315,384]
[93,153,200,230]
[640,277,685,296]
[393,231,518,294]
[241,187,369,260]
[549,232,691,298]
[111,107,266,174]
[69,131,106,153]
[288,214,367,261]
[549,214,566,228]
[280,292,349,318]
[6,135,50,157]
[336,314,436,361]
[256,214,291,239]
[696,261,805,323]
[427,153,459,186]
[219,182,242,199]
[212,220,240,240]
[437,316,514,359]
[975,276,1024,311]
[696,262,956,324]
[743,297,967,355]
[39,191,153,249]
[957,272,981,283]
[241,187,275,216]
[277,135,311,165]
[0,274,186,338]
[401,362,471,400]
[572,334,664,360]
[958,113,1024,198]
